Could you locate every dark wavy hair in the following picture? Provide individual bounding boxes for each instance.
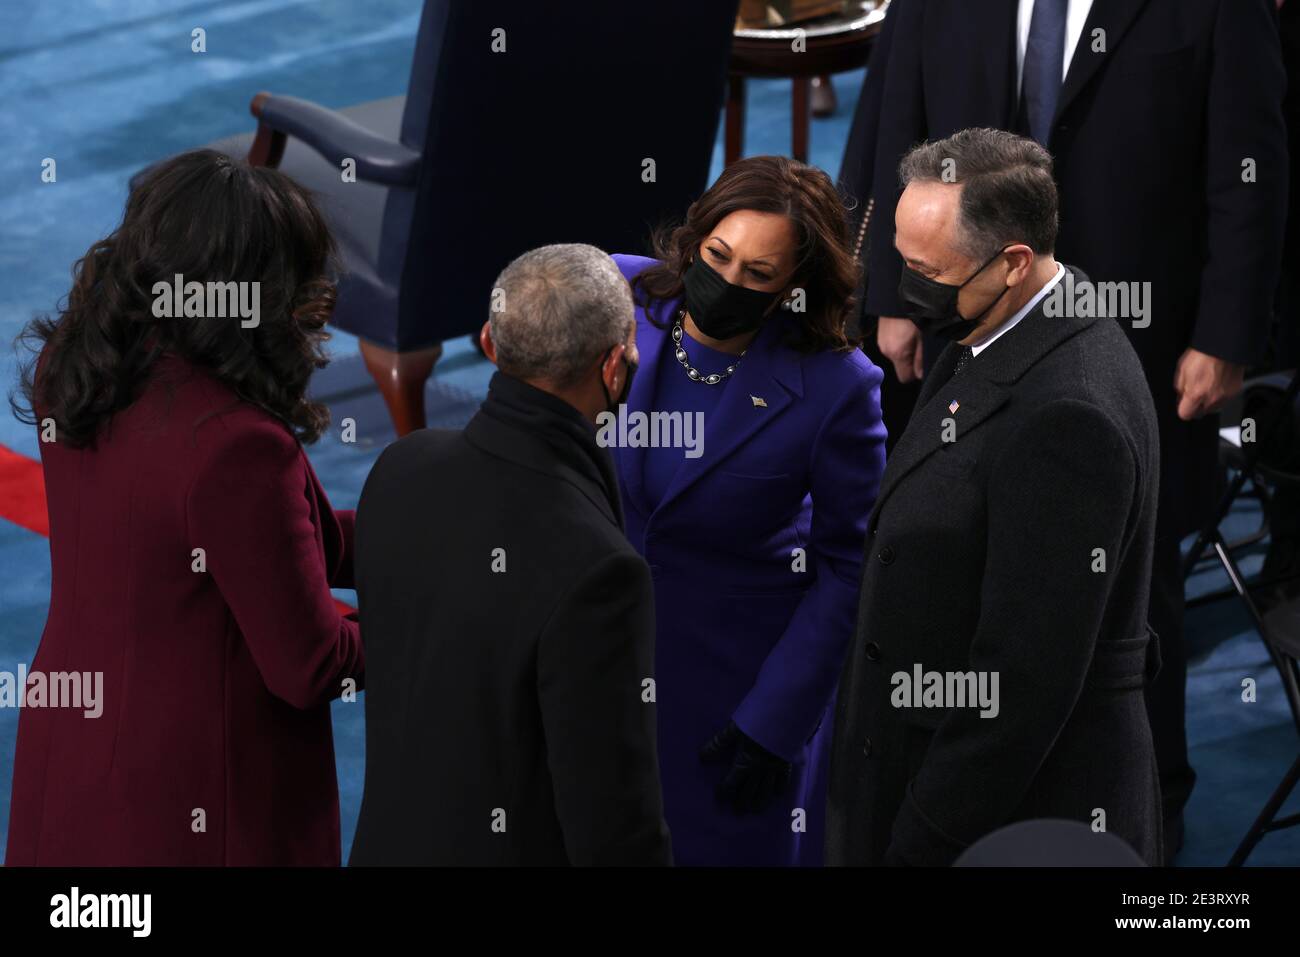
[632,155,861,352]
[12,148,338,448]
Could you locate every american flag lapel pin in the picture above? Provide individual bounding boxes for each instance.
[949,399,960,414]
[751,395,767,408]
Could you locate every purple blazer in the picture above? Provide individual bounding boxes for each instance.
[611,254,887,865]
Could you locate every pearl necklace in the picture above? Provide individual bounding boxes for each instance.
[672,312,745,385]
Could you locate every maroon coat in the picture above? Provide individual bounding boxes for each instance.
[5,353,363,866]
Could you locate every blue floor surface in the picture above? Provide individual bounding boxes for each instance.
[1,1,1295,866]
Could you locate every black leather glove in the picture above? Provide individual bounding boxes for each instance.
[699,720,792,814]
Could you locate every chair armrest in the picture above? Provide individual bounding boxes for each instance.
[247,92,421,187]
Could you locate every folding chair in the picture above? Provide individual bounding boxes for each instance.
[1181,370,1300,865]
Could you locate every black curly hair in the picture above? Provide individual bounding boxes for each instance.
[13,148,339,448]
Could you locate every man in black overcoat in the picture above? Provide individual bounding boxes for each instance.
[349,244,671,866]
[828,129,1163,866]
[841,0,1288,853]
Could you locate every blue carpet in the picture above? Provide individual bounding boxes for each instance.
[1,1,1296,866]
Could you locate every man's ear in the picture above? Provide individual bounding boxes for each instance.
[601,343,627,395]
[480,320,497,365]
[1006,245,1035,285]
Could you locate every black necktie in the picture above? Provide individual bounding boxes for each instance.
[1020,0,1069,145]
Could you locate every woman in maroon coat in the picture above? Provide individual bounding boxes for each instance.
[6,150,363,865]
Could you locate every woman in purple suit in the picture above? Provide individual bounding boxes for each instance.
[610,155,887,865]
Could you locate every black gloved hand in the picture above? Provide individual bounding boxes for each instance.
[699,720,792,814]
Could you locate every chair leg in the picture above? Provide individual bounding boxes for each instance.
[247,92,286,168]
[1228,752,1300,866]
[358,339,443,436]
[1210,533,1300,865]
[1184,468,1254,579]
[791,77,810,163]
[1213,534,1300,721]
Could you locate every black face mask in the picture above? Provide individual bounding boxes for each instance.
[897,245,1013,342]
[682,255,782,340]
[600,349,637,415]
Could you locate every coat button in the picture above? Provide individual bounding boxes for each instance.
[878,545,895,565]
[862,737,873,758]
[865,641,881,662]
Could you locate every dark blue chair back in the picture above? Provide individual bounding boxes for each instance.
[357,0,739,350]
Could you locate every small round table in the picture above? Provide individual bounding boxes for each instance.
[726,0,889,165]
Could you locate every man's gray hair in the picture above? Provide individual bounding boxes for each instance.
[488,243,633,387]
[898,127,1059,261]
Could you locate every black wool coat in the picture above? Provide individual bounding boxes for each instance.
[827,266,1164,866]
[349,373,672,866]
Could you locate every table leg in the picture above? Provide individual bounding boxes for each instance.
[792,76,810,162]
[726,74,746,166]
[812,74,837,117]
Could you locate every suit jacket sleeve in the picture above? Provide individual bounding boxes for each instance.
[887,399,1138,865]
[1191,0,1288,365]
[187,419,365,711]
[732,367,888,761]
[838,0,905,244]
[862,0,926,319]
[537,551,672,865]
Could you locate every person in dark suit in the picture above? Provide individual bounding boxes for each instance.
[348,243,671,866]
[837,0,920,454]
[846,0,1288,855]
[1258,0,1300,605]
[7,150,363,865]
[828,129,1163,867]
